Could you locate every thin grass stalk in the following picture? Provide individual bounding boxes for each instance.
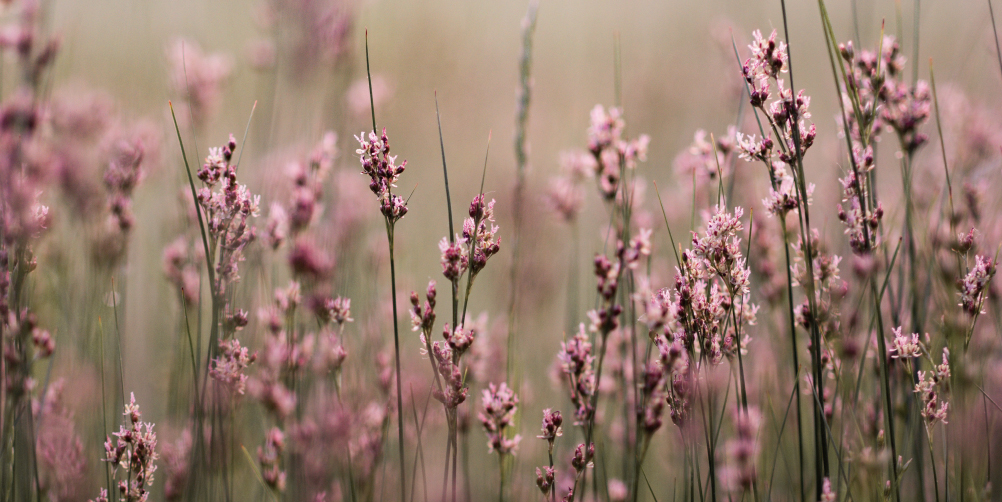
[815,3,908,498]
[169,101,219,498]
[912,0,921,84]
[989,0,1002,87]
[433,93,460,500]
[506,0,538,392]
[767,367,803,500]
[98,318,112,502]
[364,31,407,502]
[780,1,833,494]
[729,34,807,502]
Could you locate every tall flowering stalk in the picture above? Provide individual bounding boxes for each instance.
[738,26,834,493]
[427,186,501,500]
[355,116,408,500]
[638,203,757,501]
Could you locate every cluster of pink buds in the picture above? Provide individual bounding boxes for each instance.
[820,478,837,502]
[570,442,595,475]
[266,133,337,283]
[888,327,922,359]
[675,129,736,184]
[535,466,555,496]
[430,325,474,409]
[3,312,54,397]
[326,296,353,328]
[162,236,202,305]
[691,205,752,295]
[465,195,501,277]
[259,427,286,492]
[103,132,148,234]
[545,150,594,222]
[586,105,650,200]
[534,408,563,498]
[355,128,408,222]
[409,280,437,336]
[439,236,469,281]
[915,348,951,431]
[762,161,812,217]
[837,168,883,256]
[746,29,787,81]
[668,205,758,364]
[557,325,596,425]
[876,42,931,155]
[479,382,521,455]
[638,361,666,434]
[659,337,692,427]
[790,230,845,338]
[196,134,260,293]
[249,283,302,420]
[959,255,995,315]
[740,30,816,164]
[210,337,257,396]
[719,407,761,493]
[537,408,563,447]
[100,394,158,502]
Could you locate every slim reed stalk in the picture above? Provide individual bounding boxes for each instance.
[365,31,406,502]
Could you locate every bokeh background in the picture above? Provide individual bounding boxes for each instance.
[20,0,1002,499]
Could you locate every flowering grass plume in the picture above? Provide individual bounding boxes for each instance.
[99,394,158,502]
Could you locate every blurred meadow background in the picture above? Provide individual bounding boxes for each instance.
[4,0,1002,500]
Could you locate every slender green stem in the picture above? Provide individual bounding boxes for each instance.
[387,226,406,502]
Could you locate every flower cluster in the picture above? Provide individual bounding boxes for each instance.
[34,379,87,500]
[535,466,555,496]
[915,349,951,431]
[259,427,286,492]
[888,327,922,359]
[959,255,994,315]
[837,167,883,255]
[740,30,816,166]
[534,408,562,498]
[877,41,931,156]
[439,236,468,281]
[265,132,337,282]
[790,230,845,340]
[675,128,736,185]
[746,29,787,80]
[691,205,752,295]
[537,408,563,445]
[557,325,597,425]
[719,407,762,493]
[355,128,408,223]
[586,105,650,200]
[479,382,521,455]
[546,150,594,222]
[429,330,471,409]
[250,283,302,420]
[409,280,437,336]
[196,134,260,293]
[160,430,192,501]
[162,235,203,305]
[210,337,257,395]
[167,38,232,128]
[101,394,158,502]
[671,205,758,363]
[2,312,54,397]
[102,130,150,239]
[464,195,501,277]
[659,337,692,427]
